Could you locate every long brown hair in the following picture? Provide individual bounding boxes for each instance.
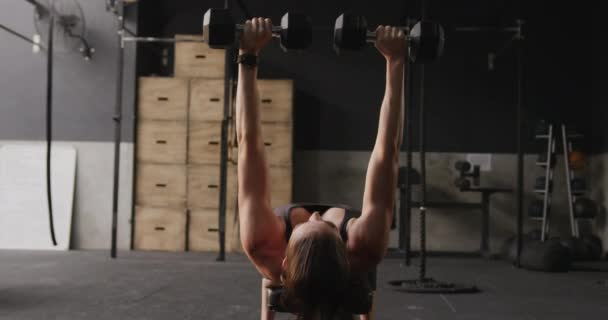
[282,227,350,320]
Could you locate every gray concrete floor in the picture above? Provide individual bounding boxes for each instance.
[0,250,607,320]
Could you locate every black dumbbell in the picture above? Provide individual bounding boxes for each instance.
[454,160,480,188]
[333,13,444,63]
[573,197,597,218]
[571,178,586,192]
[454,177,471,190]
[560,236,590,261]
[528,199,545,218]
[454,160,471,172]
[581,234,603,261]
[534,176,552,191]
[203,8,312,50]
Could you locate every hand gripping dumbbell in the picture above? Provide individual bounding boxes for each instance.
[203,8,312,51]
[333,13,445,63]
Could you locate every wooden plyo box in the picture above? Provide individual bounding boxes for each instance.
[138,77,189,121]
[174,35,225,78]
[137,121,187,164]
[134,207,187,252]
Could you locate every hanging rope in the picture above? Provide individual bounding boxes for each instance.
[46,14,58,246]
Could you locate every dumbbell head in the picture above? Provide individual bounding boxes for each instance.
[454,177,471,190]
[203,8,236,49]
[279,12,313,50]
[571,178,586,192]
[333,13,368,54]
[454,160,471,172]
[574,198,597,218]
[528,199,544,218]
[534,176,551,190]
[204,9,312,51]
[581,234,603,261]
[408,20,445,64]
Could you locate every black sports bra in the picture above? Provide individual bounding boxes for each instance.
[273,203,361,242]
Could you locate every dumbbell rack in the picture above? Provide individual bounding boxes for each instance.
[532,124,556,241]
[532,123,590,240]
[560,125,587,237]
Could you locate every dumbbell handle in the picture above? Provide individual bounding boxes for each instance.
[365,29,410,43]
[236,24,284,38]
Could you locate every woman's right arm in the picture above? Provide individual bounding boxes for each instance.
[347,26,407,272]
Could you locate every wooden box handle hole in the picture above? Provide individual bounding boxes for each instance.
[155,227,165,231]
[157,97,169,101]
[261,98,272,104]
[210,98,220,102]
[156,140,167,144]
[207,184,218,189]
[155,183,167,188]
[195,54,206,59]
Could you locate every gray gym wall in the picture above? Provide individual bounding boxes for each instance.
[0,0,138,250]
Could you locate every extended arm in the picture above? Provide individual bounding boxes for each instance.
[348,26,406,269]
[236,18,285,281]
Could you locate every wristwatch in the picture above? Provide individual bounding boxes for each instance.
[237,53,259,68]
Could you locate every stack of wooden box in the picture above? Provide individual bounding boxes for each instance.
[253,80,294,209]
[134,35,293,253]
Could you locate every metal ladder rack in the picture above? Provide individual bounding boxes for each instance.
[532,123,556,241]
[560,125,589,237]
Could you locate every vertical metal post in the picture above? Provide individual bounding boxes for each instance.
[46,14,58,246]
[217,0,233,261]
[561,125,578,237]
[402,50,414,266]
[417,0,429,282]
[217,52,230,261]
[481,192,490,255]
[418,63,427,281]
[540,126,554,241]
[111,0,125,259]
[515,23,524,267]
[129,9,140,251]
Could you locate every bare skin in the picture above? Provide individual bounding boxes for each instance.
[236,18,407,320]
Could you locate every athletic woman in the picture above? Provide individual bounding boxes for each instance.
[236,17,406,320]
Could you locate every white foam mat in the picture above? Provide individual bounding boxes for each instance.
[0,144,76,250]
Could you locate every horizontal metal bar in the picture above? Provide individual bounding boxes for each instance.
[0,23,45,49]
[454,26,520,33]
[122,36,205,43]
[410,201,482,210]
